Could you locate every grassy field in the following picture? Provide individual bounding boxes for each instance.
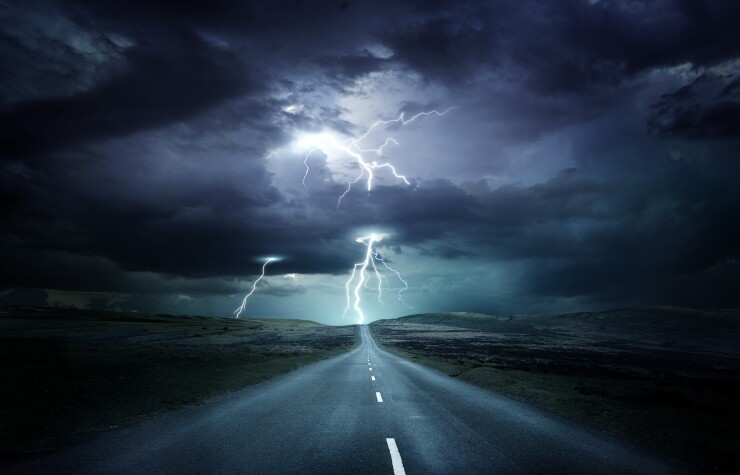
[370,307,740,473]
[0,306,357,462]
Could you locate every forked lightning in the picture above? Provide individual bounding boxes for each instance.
[234,258,276,318]
[343,233,411,324]
[297,108,455,207]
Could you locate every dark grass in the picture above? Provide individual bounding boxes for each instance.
[370,307,740,473]
[0,306,358,463]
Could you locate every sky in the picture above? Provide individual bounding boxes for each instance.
[1,0,739,324]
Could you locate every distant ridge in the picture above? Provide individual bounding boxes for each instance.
[372,307,740,356]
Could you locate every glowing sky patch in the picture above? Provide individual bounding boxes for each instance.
[291,108,455,207]
[282,103,304,115]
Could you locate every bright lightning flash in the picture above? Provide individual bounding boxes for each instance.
[343,233,412,324]
[234,258,277,318]
[296,107,455,207]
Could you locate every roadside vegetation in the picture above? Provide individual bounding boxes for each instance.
[370,308,740,473]
[0,306,357,462]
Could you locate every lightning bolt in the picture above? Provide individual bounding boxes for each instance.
[296,107,455,208]
[234,258,276,318]
[372,250,412,310]
[301,148,320,215]
[261,107,453,320]
[343,233,411,324]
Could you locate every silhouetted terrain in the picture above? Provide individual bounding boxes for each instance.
[370,307,740,473]
[0,306,357,463]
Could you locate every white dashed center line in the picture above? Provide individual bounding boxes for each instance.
[386,438,406,475]
[369,368,372,371]
[376,392,383,403]
[371,376,375,381]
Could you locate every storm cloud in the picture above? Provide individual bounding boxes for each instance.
[1,0,739,321]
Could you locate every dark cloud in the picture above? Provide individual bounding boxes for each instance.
[316,52,390,84]
[384,10,495,85]
[0,30,256,161]
[0,0,739,318]
[648,73,740,139]
[383,1,740,93]
[258,280,308,298]
[3,153,738,310]
[467,167,740,307]
[516,0,740,93]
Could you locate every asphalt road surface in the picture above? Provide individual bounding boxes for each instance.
[5,325,685,474]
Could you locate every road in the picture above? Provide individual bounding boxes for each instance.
[6,325,684,474]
